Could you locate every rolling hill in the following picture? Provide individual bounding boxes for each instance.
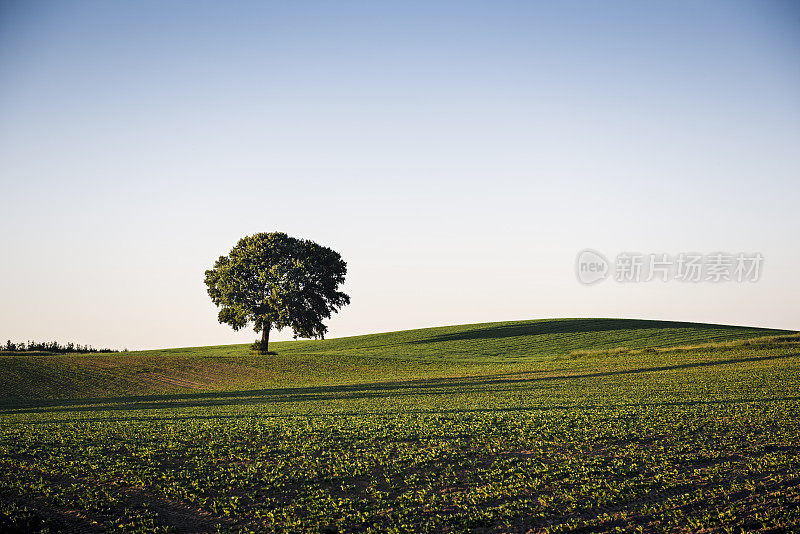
[0,318,792,400]
[1,318,799,532]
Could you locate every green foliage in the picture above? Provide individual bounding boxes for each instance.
[204,232,350,349]
[2,339,117,354]
[0,318,791,400]
[0,499,51,533]
[0,319,799,532]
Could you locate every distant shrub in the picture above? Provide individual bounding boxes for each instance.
[2,339,118,354]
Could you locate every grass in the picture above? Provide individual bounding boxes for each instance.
[0,318,799,533]
[0,318,786,400]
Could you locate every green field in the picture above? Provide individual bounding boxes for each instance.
[1,318,799,533]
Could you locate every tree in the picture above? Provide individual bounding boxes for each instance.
[204,232,350,354]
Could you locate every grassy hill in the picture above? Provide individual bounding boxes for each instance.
[1,318,799,533]
[0,318,791,400]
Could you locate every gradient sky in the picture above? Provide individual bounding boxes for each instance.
[1,1,798,350]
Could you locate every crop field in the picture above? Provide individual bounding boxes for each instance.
[1,319,799,533]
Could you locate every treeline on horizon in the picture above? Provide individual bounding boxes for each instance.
[2,340,121,354]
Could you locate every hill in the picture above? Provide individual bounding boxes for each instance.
[0,318,792,400]
[1,318,799,532]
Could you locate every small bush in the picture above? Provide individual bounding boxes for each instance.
[250,341,277,355]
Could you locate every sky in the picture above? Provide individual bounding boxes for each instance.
[1,1,798,350]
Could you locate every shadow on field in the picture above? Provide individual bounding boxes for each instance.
[9,393,800,425]
[1,352,797,417]
[410,318,773,344]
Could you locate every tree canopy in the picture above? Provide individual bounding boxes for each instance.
[204,232,350,353]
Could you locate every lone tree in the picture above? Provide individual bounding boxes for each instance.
[204,232,350,354]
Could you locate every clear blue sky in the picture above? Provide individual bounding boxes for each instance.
[1,1,798,349]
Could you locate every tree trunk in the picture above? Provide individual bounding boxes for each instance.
[261,324,270,354]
